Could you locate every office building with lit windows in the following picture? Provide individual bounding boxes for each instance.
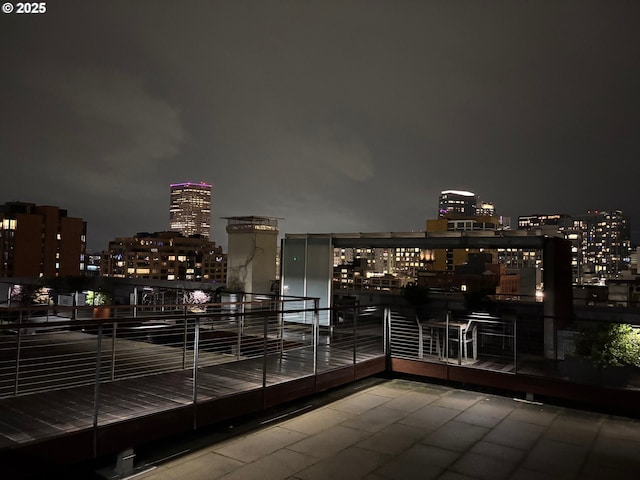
[517,214,581,283]
[438,190,477,217]
[169,182,212,239]
[0,202,86,277]
[332,246,434,290]
[517,214,572,230]
[571,210,631,280]
[476,201,495,216]
[101,231,226,283]
[517,211,632,283]
[426,215,501,272]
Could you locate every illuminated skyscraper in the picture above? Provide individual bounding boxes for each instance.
[438,190,477,217]
[169,182,212,239]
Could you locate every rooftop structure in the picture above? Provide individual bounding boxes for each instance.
[224,216,281,294]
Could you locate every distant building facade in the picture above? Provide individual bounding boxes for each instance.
[571,210,631,280]
[0,202,86,278]
[169,182,212,239]
[333,247,421,292]
[517,214,572,230]
[418,252,520,297]
[437,189,507,227]
[333,247,433,287]
[517,211,632,283]
[516,214,580,283]
[476,201,495,217]
[101,231,226,283]
[426,215,501,271]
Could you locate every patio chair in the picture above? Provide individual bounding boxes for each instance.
[448,319,477,361]
[416,316,441,358]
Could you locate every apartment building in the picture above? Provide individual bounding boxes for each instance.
[0,202,86,277]
[101,231,226,283]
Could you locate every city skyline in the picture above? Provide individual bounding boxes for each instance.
[2,1,639,251]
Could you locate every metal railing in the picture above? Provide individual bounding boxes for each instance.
[0,298,380,461]
[0,297,387,444]
[389,308,515,370]
[4,299,637,400]
[386,300,640,391]
[1,294,639,456]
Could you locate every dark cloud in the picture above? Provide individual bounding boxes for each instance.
[1,1,639,250]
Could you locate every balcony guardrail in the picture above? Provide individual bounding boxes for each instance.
[0,294,638,465]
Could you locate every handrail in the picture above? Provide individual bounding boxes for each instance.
[0,296,639,463]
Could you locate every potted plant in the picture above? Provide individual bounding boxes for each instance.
[563,322,640,387]
[89,290,113,318]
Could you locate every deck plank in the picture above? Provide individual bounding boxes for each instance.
[0,328,386,452]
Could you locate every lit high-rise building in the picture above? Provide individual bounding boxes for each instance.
[169,182,212,239]
[571,210,631,280]
[438,190,477,217]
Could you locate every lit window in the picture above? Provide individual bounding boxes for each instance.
[2,219,17,230]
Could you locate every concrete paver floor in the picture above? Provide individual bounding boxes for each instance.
[131,378,640,480]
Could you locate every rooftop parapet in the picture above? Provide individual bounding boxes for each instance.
[223,216,281,233]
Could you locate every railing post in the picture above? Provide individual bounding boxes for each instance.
[133,287,138,318]
[111,322,117,381]
[445,311,450,364]
[192,317,200,429]
[182,306,188,369]
[513,315,518,374]
[263,310,268,390]
[14,318,22,396]
[240,293,246,333]
[384,307,390,356]
[384,307,392,371]
[313,299,319,376]
[353,305,358,365]
[93,323,104,459]
[279,298,285,358]
[237,296,244,360]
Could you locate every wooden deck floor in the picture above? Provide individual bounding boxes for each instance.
[0,330,385,455]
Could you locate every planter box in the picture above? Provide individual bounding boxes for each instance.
[93,306,111,319]
[561,356,630,388]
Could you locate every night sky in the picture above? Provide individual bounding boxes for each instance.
[2,1,639,251]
